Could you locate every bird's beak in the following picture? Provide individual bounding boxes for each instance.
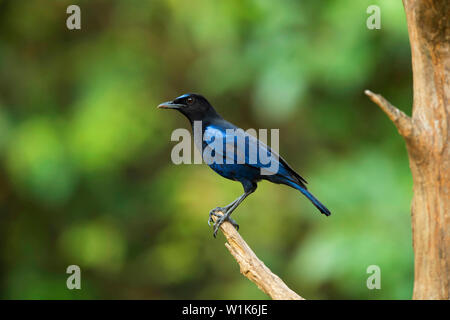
[157,101,184,109]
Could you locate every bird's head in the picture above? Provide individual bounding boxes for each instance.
[157,93,217,122]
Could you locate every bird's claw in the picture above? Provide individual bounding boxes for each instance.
[213,215,226,238]
[208,207,239,238]
[228,217,239,231]
[208,207,225,226]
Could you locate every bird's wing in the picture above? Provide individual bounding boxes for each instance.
[242,129,308,185]
[203,126,307,186]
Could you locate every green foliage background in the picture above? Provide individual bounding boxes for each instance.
[0,0,413,299]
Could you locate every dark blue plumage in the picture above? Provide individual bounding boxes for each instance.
[158,93,330,237]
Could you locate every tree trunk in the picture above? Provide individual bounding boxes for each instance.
[367,0,449,299]
[403,0,449,300]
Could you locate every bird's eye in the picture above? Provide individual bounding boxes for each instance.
[186,97,194,105]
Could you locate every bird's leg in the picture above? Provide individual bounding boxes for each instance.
[211,190,253,238]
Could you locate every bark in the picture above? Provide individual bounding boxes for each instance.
[211,212,303,300]
[366,0,449,299]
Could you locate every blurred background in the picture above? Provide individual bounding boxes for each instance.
[0,0,414,299]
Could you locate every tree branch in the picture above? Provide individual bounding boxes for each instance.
[365,90,413,138]
[212,212,304,300]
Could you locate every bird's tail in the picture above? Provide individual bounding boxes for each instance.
[284,179,331,216]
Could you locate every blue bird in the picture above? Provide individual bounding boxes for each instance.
[158,93,330,237]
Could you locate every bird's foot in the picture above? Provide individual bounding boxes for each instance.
[208,207,239,238]
[207,207,226,226]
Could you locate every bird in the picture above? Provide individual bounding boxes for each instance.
[158,93,330,237]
